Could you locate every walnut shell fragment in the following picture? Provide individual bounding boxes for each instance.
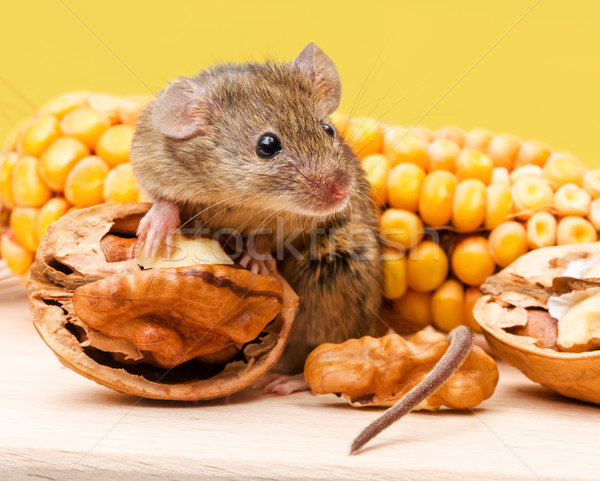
[304,330,498,409]
[28,203,298,401]
[475,242,600,404]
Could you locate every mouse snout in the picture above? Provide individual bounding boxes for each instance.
[329,177,350,200]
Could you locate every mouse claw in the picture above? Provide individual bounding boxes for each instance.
[136,200,181,260]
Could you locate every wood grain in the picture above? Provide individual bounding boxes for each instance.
[1,296,598,480]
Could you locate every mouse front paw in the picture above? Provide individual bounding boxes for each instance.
[238,231,274,275]
[136,200,181,259]
[255,373,309,396]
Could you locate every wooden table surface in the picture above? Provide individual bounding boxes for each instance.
[1,293,598,481]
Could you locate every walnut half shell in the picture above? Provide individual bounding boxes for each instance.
[28,203,298,401]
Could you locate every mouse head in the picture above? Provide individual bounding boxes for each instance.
[151,43,363,219]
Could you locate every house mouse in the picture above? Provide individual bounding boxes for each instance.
[130,43,384,389]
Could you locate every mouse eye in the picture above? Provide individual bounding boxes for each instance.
[321,123,335,138]
[256,133,282,159]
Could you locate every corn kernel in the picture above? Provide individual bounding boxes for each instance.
[118,94,154,125]
[407,240,448,292]
[362,153,390,207]
[1,231,34,275]
[0,152,18,209]
[464,128,493,151]
[514,139,552,168]
[553,183,591,217]
[418,170,458,226]
[432,279,464,332]
[342,117,383,158]
[36,197,70,242]
[588,198,600,231]
[38,91,90,119]
[556,216,597,245]
[487,133,521,169]
[542,152,586,188]
[451,236,495,286]
[455,149,493,184]
[452,179,486,233]
[464,286,483,333]
[19,115,61,157]
[382,246,407,299]
[509,164,543,183]
[387,162,426,212]
[39,137,90,192]
[11,155,52,207]
[59,106,110,150]
[87,93,122,124]
[408,126,434,143]
[488,221,528,267]
[96,124,134,167]
[583,169,600,199]
[390,289,432,332]
[490,167,510,186]
[511,177,553,220]
[384,134,429,171]
[526,211,557,249]
[435,126,466,147]
[103,163,140,203]
[64,156,109,207]
[2,117,34,152]
[10,207,39,251]
[427,139,459,172]
[485,183,513,229]
[380,208,424,250]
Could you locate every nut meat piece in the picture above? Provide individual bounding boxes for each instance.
[304,330,498,409]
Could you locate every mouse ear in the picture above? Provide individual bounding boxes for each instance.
[152,77,209,139]
[293,43,341,115]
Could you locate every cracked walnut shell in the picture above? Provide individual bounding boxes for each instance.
[304,329,498,409]
[28,202,298,400]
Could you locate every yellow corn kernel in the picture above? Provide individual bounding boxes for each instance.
[342,117,383,158]
[36,197,70,242]
[59,106,110,150]
[19,115,61,157]
[11,155,52,207]
[418,170,458,226]
[407,240,448,292]
[455,149,493,184]
[464,128,493,151]
[511,177,553,220]
[382,246,407,299]
[488,221,528,267]
[486,133,521,169]
[553,183,591,217]
[588,198,600,230]
[390,289,433,332]
[485,183,513,229]
[452,179,486,233]
[583,169,600,199]
[427,138,459,172]
[408,125,434,143]
[9,207,39,252]
[96,124,135,167]
[385,134,429,171]
[464,286,483,333]
[118,94,154,125]
[542,152,586,188]
[509,164,543,183]
[1,232,34,276]
[362,153,390,207]
[451,236,495,286]
[103,163,140,203]
[431,279,464,332]
[39,137,90,192]
[0,152,18,209]
[88,93,122,124]
[514,139,552,168]
[387,162,426,212]
[380,208,424,250]
[526,211,557,249]
[2,117,34,152]
[435,125,466,148]
[556,216,597,245]
[38,91,90,119]
[490,167,510,186]
[64,156,109,207]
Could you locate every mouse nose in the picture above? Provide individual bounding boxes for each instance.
[330,178,350,200]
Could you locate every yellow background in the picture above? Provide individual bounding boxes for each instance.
[2,0,599,167]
